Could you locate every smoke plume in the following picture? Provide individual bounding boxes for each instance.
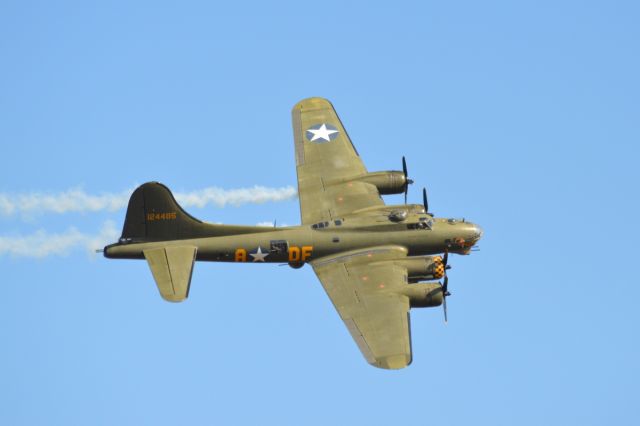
[0,185,297,217]
[0,221,120,258]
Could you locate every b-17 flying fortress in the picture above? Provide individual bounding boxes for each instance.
[105,97,483,369]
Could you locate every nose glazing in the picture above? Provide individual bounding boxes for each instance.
[472,224,483,241]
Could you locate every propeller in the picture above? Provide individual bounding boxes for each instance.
[442,275,451,324]
[402,156,413,204]
[422,187,430,215]
[441,249,451,323]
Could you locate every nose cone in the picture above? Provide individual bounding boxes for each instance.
[461,222,483,245]
[472,223,484,242]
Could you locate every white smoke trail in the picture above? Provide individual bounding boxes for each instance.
[175,186,297,208]
[0,185,297,217]
[0,189,133,216]
[0,221,120,258]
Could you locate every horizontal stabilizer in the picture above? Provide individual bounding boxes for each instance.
[143,246,197,302]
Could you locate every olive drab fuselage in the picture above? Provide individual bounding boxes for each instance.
[105,210,482,265]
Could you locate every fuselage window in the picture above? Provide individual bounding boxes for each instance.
[334,220,342,226]
[312,221,331,229]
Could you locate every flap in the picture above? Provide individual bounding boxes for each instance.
[143,246,197,302]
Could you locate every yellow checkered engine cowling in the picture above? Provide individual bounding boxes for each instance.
[432,256,446,279]
[395,255,446,283]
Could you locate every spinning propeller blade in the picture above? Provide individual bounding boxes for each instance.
[442,275,450,324]
[422,187,429,214]
[441,250,452,323]
[402,156,413,204]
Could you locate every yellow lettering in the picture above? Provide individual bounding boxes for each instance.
[146,212,177,221]
[301,246,313,261]
[235,248,247,262]
[288,246,301,262]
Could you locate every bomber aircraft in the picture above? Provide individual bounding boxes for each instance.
[104,97,483,369]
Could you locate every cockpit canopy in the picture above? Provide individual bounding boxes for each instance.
[407,216,433,230]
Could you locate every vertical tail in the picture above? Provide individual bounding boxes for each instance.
[118,182,269,243]
[120,182,212,242]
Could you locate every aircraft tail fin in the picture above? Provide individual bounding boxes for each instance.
[121,182,210,242]
[119,182,267,242]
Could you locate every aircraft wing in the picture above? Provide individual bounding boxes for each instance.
[292,97,384,225]
[311,246,413,369]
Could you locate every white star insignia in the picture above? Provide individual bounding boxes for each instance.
[249,246,269,262]
[307,123,339,142]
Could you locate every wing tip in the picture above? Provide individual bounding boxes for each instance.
[292,97,334,112]
[370,354,412,370]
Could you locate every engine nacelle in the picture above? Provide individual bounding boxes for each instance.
[402,283,443,308]
[394,256,446,282]
[356,171,407,195]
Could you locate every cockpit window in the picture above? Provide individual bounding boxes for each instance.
[407,218,433,230]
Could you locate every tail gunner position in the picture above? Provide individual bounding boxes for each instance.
[105,97,483,369]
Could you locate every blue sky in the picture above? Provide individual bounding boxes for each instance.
[1,1,639,424]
